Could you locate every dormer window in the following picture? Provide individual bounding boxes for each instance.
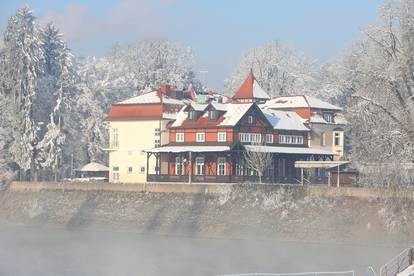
[209,110,220,120]
[188,110,197,120]
[323,112,333,123]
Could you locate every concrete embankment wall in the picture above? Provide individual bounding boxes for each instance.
[2,181,414,243]
[8,181,414,199]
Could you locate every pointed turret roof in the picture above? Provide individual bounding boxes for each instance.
[232,71,271,101]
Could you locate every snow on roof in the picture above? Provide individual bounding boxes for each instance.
[190,102,208,111]
[210,102,227,111]
[252,79,271,99]
[79,162,109,172]
[244,145,333,155]
[117,91,161,104]
[263,95,342,111]
[305,96,342,110]
[232,72,270,100]
[263,109,309,131]
[162,113,177,120]
[170,106,188,127]
[117,91,185,106]
[219,103,253,126]
[145,145,231,153]
[309,113,326,124]
[162,97,184,105]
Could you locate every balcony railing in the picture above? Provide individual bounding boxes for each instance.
[147,174,298,184]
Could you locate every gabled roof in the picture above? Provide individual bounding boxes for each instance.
[171,103,254,128]
[262,95,342,111]
[262,109,309,131]
[116,91,184,106]
[117,91,161,104]
[232,72,271,100]
[219,103,253,126]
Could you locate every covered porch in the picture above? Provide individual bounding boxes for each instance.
[145,145,334,184]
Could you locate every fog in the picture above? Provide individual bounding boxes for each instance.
[0,225,406,276]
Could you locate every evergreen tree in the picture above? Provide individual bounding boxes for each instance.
[1,7,44,180]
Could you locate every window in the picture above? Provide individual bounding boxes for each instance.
[236,161,244,176]
[154,139,161,147]
[209,110,220,120]
[176,132,184,142]
[217,157,226,176]
[196,132,205,142]
[321,132,326,146]
[334,132,341,146]
[154,128,161,136]
[248,115,253,124]
[140,166,145,174]
[217,132,227,142]
[175,156,183,175]
[195,157,205,175]
[112,167,119,182]
[279,135,303,145]
[239,133,262,143]
[189,111,197,120]
[111,128,119,148]
[127,166,133,173]
[154,128,161,147]
[265,134,273,144]
[323,113,333,123]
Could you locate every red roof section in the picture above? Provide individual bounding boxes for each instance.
[105,104,163,121]
[232,72,255,99]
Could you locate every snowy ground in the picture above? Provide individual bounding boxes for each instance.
[0,225,406,276]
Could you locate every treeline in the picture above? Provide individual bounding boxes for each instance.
[1,1,413,186]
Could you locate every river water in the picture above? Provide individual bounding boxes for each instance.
[0,226,408,276]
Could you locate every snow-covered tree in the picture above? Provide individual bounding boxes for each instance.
[225,41,317,97]
[332,0,414,186]
[1,7,44,180]
[36,23,75,180]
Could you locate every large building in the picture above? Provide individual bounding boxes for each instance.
[261,95,347,160]
[104,86,187,182]
[104,73,347,184]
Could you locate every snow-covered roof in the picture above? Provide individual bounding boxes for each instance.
[163,97,184,105]
[244,145,333,155]
[117,91,185,106]
[262,109,309,131]
[79,162,109,172]
[232,72,271,100]
[263,95,342,111]
[210,102,228,111]
[219,103,253,126]
[145,145,231,153]
[117,91,161,104]
[309,113,326,124]
[310,112,348,125]
[191,102,208,111]
[170,106,188,127]
[162,113,177,120]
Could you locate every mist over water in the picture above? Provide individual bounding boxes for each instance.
[0,225,406,276]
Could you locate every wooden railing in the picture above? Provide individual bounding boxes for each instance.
[380,247,413,276]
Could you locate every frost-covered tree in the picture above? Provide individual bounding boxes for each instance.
[36,23,75,180]
[225,42,317,97]
[1,7,44,180]
[333,0,414,186]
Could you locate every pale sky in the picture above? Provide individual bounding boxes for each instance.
[0,0,384,90]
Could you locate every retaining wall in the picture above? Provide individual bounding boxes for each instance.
[8,181,414,199]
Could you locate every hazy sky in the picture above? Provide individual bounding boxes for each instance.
[0,0,384,90]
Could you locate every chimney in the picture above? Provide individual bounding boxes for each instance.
[159,85,171,94]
